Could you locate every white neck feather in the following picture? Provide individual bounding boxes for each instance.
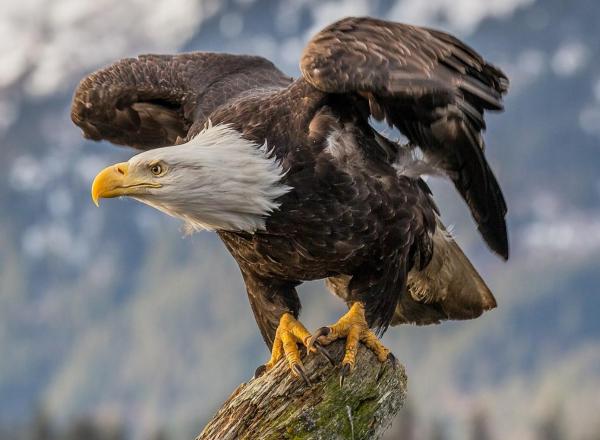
[129,124,291,233]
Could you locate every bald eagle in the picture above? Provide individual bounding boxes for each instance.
[72,17,508,384]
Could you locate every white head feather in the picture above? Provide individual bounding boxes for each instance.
[127,124,291,232]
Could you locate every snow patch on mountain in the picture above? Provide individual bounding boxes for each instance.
[0,0,221,111]
[389,0,535,33]
[551,41,588,77]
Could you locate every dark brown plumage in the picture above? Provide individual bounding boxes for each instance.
[72,17,508,349]
[301,17,509,258]
[71,53,292,149]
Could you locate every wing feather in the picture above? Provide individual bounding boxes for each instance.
[71,52,291,150]
[301,17,509,258]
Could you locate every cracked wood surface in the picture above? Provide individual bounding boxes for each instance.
[196,339,407,440]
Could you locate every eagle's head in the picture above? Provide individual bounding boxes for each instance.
[91,124,290,232]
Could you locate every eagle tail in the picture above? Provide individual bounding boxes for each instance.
[392,219,497,325]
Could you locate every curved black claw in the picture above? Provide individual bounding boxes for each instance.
[387,352,397,368]
[292,363,312,387]
[313,342,335,366]
[306,326,331,353]
[339,363,351,387]
[254,364,267,379]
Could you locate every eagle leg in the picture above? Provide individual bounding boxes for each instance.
[254,313,316,386]
[307,302,390,385]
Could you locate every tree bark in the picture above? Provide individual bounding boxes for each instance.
[196,340,407,440]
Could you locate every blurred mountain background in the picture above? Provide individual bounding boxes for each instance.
[1,0,599,438]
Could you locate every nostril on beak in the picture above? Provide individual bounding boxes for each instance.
[116,165,126,175]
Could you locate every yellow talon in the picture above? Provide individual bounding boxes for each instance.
[260,313,313,385]
[307,302,390,373]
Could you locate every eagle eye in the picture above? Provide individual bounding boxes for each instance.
[150,163,164,176]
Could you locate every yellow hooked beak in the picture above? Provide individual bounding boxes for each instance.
[91,162,161,206]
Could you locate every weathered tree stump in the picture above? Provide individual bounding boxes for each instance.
[197,340,407,440]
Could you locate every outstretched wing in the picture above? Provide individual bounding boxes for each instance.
[71,52,291,150]
[301,17,509,259]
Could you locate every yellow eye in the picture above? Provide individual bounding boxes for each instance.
[150,163,163,175]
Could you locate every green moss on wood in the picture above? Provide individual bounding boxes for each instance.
[197,340,407,440]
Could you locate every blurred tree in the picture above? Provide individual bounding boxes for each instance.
[64,417,125,440]
[28,409,55,440]
[150,429,170,440]
[536,406,565,440]
[385,399,417,440]
[430,419,447,440]
[0,414,134,440]
[64,419,103,440]
[470,408,493,440]
[103,424,126,440]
